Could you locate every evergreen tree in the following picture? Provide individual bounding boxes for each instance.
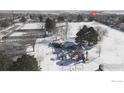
[75,25,88,46]
[38,15,43,22]
[45,18,56,33]
[20,16,26,23]
[0,53,13,71]
[87,27,99,46]
[0,20,9,28]
[77,14,83,22]
[11,54,40,71]
[75,25,99,46]
[57,16,65,22]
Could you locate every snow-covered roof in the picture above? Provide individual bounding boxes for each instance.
[20,23,43,30]
[52,39,64,44]
[63,41,76,47]
[9,32,26,37]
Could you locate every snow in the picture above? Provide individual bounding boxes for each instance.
[96,26,124,70]
[9,22,42,37]
[27,21,124,71]
[27,37,61,71]
[20,23,43,30]
[9,32,26,37]
[0,23,23,40]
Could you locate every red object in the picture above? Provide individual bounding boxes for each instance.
[92,11,97,17]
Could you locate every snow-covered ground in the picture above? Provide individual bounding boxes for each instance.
[27,21,124,71]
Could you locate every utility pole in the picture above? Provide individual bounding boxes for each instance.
[98,45,101,57]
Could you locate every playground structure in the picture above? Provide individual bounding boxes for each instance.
[50,39,89,64]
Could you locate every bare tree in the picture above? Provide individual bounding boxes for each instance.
[65,19,68,40]
[95,26,107,41]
